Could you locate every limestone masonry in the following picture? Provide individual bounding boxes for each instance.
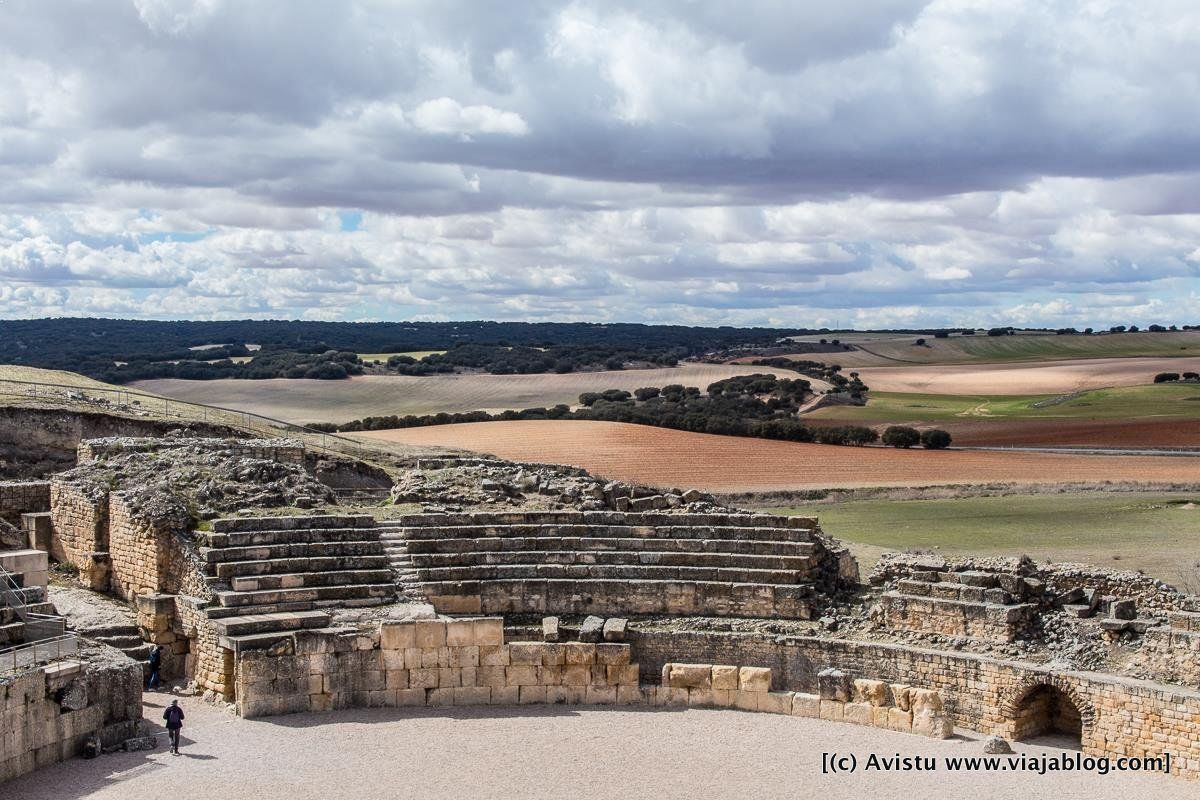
[5,432,1200,784]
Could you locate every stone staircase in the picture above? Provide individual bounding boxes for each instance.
[378,525,439,602]
[86,622,154,662]
[198,515,397,649]
[385,511,833,619]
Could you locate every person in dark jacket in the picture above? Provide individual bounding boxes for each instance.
[163,699,185,754]
[147,645,163,691]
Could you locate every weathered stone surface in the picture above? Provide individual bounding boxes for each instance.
[602,618,627,642]
[982,736,1013,754]
[542,616,560,642]
[817,668,849,701]
[852,678,888,707]
[711,664,739,691]
[738,666,771,692]
[579,615,604,643]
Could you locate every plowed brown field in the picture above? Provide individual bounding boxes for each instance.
[852,356,1200,395]
[356,420,1200,491]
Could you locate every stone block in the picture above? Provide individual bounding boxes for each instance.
[595,644,630,665]
[616,686,643,705]
[449,646,479,668]
[734,690,761,711]
[819,700,844,721]
[890,684,912,712]
[668,663,712,690]
[711,665,739,691]
[579,615,604,642]
[608,664,638,686]
[872,706,890,727]
[393,690,427,705]
[913,712,954,739]
[542,616,560,642]
[761,692,793,715]
[454,686,491,706]
[563,643,596,665]
[379,622,416,651]
[444,619,476,647]
[519,685,547,704]
[562,664,590,686]
[710,689,735,708]
[738,666,771,693]
[427,688,455,706]
[887,708,913,731]
[473,618,504,646]
[1112,599,1137,620]
[791,692,820,718]
[852,679,888,706]
[385,670,409,690]
[547,686,587,704]
[508,642,545,665]
[817,668,849,701]
[409,668,439,690]
[414,620,446,649]
[688,688,713,707]
[602,618,628,641]
[538,644,564,666]
[506,665,539,686]
[910,689,943,715]
[479,645,510,667]
[585,686,617,705]
[490,686,520,705]
[656,687,689,707]
[843,702,873,726]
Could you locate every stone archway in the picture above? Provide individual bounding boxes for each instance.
[1000,677,1094,745]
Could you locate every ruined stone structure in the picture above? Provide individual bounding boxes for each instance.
[387,511,852,619]
[8,433,1200,784]
[0,656,143,783]
[0,482,50,527]
[879,570,1040,643]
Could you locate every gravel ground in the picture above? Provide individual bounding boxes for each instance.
[6,693,1194,800]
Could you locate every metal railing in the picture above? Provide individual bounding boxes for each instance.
[0,634,79,673]
[0,376,392,465]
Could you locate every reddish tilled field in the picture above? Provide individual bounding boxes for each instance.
[806,418,1200,449]
[356,420,1200,491]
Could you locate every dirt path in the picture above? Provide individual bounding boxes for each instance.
[6,694,1191,800]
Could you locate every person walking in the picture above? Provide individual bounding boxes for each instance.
[147,645,163,691]
[163,699,185,755]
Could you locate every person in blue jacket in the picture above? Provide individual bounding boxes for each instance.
[163,699,185,755]
[147,645,163,691]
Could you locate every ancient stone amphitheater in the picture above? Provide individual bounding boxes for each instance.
[3,433,1200,784]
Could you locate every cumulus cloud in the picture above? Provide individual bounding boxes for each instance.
[0,0,1198,327]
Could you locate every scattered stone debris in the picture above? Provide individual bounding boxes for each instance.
[982,736,1013,754]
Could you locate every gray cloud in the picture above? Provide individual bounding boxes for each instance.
[0,0,1199,327]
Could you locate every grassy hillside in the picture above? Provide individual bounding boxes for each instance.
[763,492,1200,583]
[808,384,1200,424]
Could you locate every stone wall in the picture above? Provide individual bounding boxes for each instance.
[0,482,50,527]
[879,571,1040,643]
[107,493,209,602]
[47,480,109,588]
[177,596,232,699]
[231,618,642,717]
[0,656,143,784]
[77,437,304,465]
[630,630,1200,778]
[659,662,952,737]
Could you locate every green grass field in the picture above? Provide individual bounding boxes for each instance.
[808,384,1200,424]
[761,492,1200,583]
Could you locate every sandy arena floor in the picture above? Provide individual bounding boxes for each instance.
[6,693,1193,800]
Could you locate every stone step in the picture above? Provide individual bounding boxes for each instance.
[415,563,807,585]
[230,569,394,592]
[218,630,297,653]
[200,540,386,565]
[94,634,145,649]
[75,622,140,638]
[393,523,816,543]
[125,643,154,661]
[409,549,817,571]
[209,610,332,637]
[213,554,391,579]
[0,621,25,645]
[381,512,815,529]
[205,600,318,619]
[404,536,817,557]
[214,583,396,608]
[210,515,375,533]
[204,527,384,549]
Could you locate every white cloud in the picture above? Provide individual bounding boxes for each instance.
[411,98,530,137]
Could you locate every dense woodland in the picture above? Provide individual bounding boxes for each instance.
[0,318,807,383]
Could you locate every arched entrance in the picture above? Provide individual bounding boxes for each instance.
[1010,684,1083,744]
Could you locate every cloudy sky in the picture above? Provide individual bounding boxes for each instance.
[2,0,1199,328]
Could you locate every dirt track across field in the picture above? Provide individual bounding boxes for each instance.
[357,420,1200,491]
[852,357,1200,395]
[7,695,1191,800]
